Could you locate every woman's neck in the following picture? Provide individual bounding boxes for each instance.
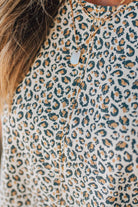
[84,0,132,6]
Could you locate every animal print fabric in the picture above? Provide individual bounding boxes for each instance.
[0,0,138,206]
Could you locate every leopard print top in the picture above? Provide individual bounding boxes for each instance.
[0,0,138,206]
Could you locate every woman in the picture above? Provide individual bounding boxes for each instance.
[0,0,137,206]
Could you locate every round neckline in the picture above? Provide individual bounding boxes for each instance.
[79,0,135,10]
[72,0,136,20]
[80,0,113,10]
[74,0,118,20]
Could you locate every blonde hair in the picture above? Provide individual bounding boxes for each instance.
[0,0,63,114]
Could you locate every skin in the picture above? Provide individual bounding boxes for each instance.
[85,0,132,6]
